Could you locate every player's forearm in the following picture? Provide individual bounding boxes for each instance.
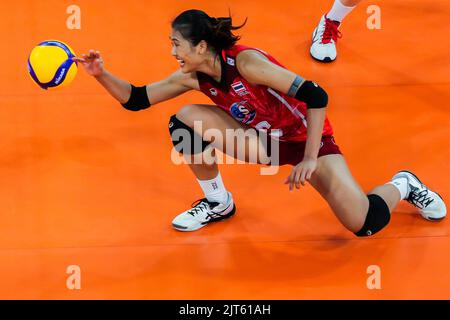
[304,108,326,160]
[94,70,132,104]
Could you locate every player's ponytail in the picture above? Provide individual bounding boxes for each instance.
[172,9,247,53]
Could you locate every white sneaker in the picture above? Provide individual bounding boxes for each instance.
[310,14,342,62]
[172,192,236,231]
[392,170,447,221]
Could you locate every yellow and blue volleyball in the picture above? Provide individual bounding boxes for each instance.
[27,40,78,90]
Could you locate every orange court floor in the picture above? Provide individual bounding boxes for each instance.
[0,0,449,299]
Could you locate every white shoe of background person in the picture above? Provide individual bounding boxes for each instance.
[310,14,341,62]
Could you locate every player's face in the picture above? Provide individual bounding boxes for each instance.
[170,29,205,73]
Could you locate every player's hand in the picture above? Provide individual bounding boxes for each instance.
[73,50,104,77]
[284,158,317,191]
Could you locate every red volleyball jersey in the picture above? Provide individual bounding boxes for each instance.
[196,45,334,141]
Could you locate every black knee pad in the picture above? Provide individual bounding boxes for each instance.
[354,194,391,237]
[168,115,211,155]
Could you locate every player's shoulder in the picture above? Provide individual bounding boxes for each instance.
[236,49,268,62]
[235,47,270,68]
[235,48,270,78]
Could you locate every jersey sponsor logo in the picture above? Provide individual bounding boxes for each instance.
[209,88,218,96]
[227,57,235,66]
[229,101,256,124]
[231,81,249,96]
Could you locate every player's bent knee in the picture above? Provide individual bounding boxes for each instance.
[168,114,211,155]
[354,194,391,237]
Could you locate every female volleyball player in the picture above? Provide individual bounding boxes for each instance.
[75,9,446,235]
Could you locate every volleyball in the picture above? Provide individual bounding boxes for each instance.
[27,40,78,90]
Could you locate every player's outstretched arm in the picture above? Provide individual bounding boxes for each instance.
[75,50,196,110]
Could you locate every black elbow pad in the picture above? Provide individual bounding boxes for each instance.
[121,85,151,111]
[295,81,328,109]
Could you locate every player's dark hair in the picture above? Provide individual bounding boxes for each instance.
[172,9,247,53]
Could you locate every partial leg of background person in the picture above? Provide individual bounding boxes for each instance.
[340,0,363,8]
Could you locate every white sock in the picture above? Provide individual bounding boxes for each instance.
[388,178,408,200]
[197,172,229,204]
[327,0,356,22]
